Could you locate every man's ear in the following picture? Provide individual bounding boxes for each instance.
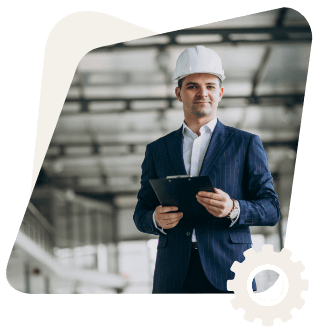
[175,87,182,102]
[218,87,224,101]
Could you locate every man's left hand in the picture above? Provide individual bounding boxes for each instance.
[196,188,233,218]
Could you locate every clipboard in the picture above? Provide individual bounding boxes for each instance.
[149,175,215,214]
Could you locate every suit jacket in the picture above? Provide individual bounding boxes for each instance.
[133,120,281,293]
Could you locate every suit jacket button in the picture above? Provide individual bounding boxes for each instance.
[186,232,191,236]
[146,228,151,231]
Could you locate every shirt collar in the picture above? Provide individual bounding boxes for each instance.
[182,117,218,137]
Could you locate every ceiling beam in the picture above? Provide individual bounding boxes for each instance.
[250,8,289,99]
[251,46,272,99]
[91,26,311,50]
[276,8,288,27]
[63,93,305,114]
[36,178,141,194]
[46,140,298,159]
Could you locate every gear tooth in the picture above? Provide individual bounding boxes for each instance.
[280,312,292,323]
[230,261,241,273]
[280,247,292,258]
[243,247,256,259]
[294,260,305,273]
[227,280,235,291]
[262,244,274,253]
[230,297,241,310]
[294,297,305,309]
[300,279,309,291]
[243,312,256,322]
[262,317,274,327]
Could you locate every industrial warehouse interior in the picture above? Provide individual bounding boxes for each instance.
[6,8,311,294]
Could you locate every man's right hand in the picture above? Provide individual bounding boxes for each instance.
[154,205,183,229]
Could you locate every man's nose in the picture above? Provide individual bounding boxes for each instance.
[197,86,208,98]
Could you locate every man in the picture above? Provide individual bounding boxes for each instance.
[133,46,281,293]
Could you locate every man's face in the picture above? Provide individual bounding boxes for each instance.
[175,73,223,120]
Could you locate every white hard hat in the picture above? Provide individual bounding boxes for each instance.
[173,45,225,82]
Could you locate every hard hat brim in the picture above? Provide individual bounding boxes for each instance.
[172,72,225,82]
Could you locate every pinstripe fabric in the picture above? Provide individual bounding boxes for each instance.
[133,120,281,293]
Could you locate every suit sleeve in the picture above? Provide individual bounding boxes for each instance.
[133,145,163,236]
[234,135,281,227]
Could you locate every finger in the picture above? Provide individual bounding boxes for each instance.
[160,219,178,229]
[158,206,179,213]
[197,191,221,201]
[165,219,181,228]
[197,197,224,208]
[196,193,226,203]
[198,203,225,217]
[197,199,224,213]
[197,191,225,201]
[197,199,220,215]
[160,212,183,221]
[165,217,181,225]
[197,191,213,198]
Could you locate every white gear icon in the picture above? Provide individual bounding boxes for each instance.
[227,245,308,326]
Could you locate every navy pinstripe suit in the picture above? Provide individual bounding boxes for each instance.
[133,120,281,293]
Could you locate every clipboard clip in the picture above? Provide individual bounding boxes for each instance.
[166,175,190,179]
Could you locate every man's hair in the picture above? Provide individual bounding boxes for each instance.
[178,76,222,89]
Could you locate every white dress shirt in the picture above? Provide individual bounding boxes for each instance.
[153,117,239,239]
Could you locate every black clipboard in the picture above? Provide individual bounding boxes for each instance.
[149,175,215,214]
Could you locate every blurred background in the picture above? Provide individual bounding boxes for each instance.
[7,8,311,294]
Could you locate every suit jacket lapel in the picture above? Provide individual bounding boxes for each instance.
[166,126,187,176]
[199,120,234,176]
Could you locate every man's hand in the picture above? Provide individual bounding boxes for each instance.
[196,188,233,218]
[154,206,183,229]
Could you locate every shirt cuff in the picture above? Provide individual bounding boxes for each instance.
[153,213,167,235]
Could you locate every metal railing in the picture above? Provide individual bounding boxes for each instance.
[20,203,57,256]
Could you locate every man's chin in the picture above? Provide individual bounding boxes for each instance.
[192,109,212,117]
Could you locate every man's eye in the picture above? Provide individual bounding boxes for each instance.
[188,86,196,89]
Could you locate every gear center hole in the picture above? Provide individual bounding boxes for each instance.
[255,270,283,301]
[247,264,289,306]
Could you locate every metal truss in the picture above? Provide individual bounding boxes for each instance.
[63,93,305,114]
[92,26,311,51]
